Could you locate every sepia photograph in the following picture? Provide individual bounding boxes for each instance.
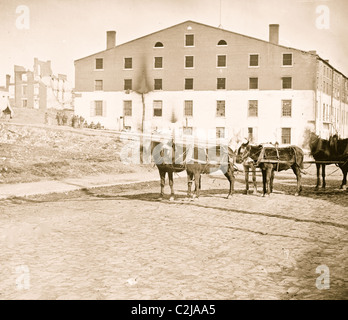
[0,0,347,304]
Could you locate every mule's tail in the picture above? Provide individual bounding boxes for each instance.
[292,146,304,169]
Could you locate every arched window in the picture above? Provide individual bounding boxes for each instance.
[217,40,227,46]
[154,42,164,48]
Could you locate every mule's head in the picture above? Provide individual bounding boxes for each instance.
[236,141,250,164]
[306,131,320,152]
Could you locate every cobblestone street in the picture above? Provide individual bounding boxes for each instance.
[0,171,347,300]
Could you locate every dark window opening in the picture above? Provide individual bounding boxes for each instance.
[217,40,227,46]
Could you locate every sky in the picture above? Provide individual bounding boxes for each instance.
[0,0,347,87]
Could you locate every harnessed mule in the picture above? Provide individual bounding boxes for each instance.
[185,144,236,199]
[150,140,236,200]
[150,140,186,200]
[237,142,304,196]
[236,142,261,194]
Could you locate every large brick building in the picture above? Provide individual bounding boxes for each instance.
[74,20,348,145]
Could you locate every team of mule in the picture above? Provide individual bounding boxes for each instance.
[149,140,236,200]
[148,131,347,200]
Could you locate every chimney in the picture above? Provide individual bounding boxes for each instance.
[269,24,279,45]
[6,74,11,90]
[107,31,116,49]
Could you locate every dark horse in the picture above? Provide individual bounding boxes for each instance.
[149,139,186,200]
[237,141,304,196]
[149,140,236,199]
[308,132,348,190]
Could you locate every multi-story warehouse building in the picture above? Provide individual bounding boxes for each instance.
[74,21,348,145]
[14,58,73,110]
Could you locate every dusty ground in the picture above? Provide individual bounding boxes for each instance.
[0,168,347,300]
[0,121,152,184]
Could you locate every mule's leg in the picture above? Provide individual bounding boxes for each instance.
[261,169,267,197]
[252,164,258,194]
[194,173,201,198]
[270,169,275,193]
[322,164,326,189]
[315,163,320,191]
[159,170,166,199]
[339,165,347,190]
[168,171,175,201]
[224,166,235,199]
[244,165,249,194]
[187,171,194,198]
[266,167,272,196]
[292,165,302,196]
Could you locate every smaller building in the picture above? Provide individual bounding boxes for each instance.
[0,75,14,118]
[14,58,73,110]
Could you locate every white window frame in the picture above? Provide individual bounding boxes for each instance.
[94,100,104,117]
[281,128,292,144]
[184,55,194,69]
[154,79,163,91]
[184,100,193,117]
[282,53,293,67]
[282,77,293,90]
[248,53,260,68]
[153,56,163,69]
[153,100,163,117]
[281,100,292,117]
[184,34,195,47]
[216,100,226,117]
[95,58,104,71]
[124,79,132,91]
[216,54,227,68]
[124,57,133,70]
[216,127,225,138]
[123,100,132,117]
[217,78,226,90]
[184,78,194,90]
[94,80,103,91]
[248,77,259,90]
[248,100,258,117]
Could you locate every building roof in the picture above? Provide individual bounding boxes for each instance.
[74,20,347,79]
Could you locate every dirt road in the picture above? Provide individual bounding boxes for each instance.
[0,170,347,300]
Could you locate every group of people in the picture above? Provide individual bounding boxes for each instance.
[55,111,103,130]
[55,112,84,128]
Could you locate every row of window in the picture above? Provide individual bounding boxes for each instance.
[94,53,293,70]
[322,103,346,123]
[94,77,293,91]
[92,99,348,128]
[121,125,292,144]
[181,127,291,143]
[121,99,293,118]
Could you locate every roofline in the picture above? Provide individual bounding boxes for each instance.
[316,55,348,80]
[74,20,311,63]
[73,20,348,79]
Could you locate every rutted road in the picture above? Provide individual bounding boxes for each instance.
[0,171,347,300]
